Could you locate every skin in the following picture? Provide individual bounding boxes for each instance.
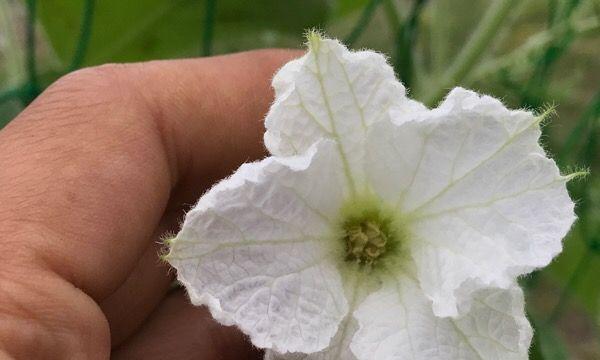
[0,49,302,359]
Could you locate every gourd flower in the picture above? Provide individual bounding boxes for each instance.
[165,32,576,359]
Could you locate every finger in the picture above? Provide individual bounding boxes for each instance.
[99,234,172,347]
[98,205,185,347]
[0,49,302,357]
[111,290,263,360]
[1,49,302,300]
[97,50,303,344]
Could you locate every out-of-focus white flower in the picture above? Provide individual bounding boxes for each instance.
[166,32,576,359]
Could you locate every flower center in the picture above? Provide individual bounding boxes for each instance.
[345,220,388,265]
[335,195,411,276]
[335,195,406,270]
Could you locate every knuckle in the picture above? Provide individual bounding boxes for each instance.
[49,64,136,112]
[13,63,145,135]
[50,63,133,100]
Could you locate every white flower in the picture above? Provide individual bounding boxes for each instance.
[165,32,576,359]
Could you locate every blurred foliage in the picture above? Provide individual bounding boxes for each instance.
[530,314,570,360]
[0,0,599,358]
[37,0,329,65]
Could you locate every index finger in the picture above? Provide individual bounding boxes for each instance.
[0,49,301,357]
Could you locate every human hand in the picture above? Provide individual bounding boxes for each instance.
[0,49,301,359]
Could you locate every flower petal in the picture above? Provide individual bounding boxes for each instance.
[264,32,420,193]
[351,275,532,360]
[167,140,350,353]
[265,317,359,360]
[367,88,575,316]
[264,351,308,360]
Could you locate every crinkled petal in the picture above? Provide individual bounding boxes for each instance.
[351,275,532,360]
[195,292,234,326]
[366,88,575,316]
[265,317,359,360]
[264,32,422,191]
[167,140,350,353]
[264,351,307,360]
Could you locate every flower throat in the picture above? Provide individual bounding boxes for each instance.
[345,220,388,265]
[338,196,404,268]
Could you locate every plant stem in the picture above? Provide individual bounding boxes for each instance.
[382,0,401,31]
[0,86,25,128]
[394,0,428,90]
[0,0,25,86]
[421,0,518,106]
[344,0,383,47]
[547,0,559,26]
[0,86,25,105]
[24,0,39,104]
[559,89,600,166]
[547,250,594,323]
[468,16,598,83]
[519,0,583,108]
[68,0,96,71]
[429,0,452,75]
[202,0,217,56]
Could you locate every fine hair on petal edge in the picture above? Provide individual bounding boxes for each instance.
[304,28,326,46]
[158,230,177,263]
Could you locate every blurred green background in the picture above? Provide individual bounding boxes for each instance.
[0,0,598,358]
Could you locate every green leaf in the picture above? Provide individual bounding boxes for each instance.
[335,0,371,16]
[38,0,202,65]
[217,0,329,34]
[37,0,329,67]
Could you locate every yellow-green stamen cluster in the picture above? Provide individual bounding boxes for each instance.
[336,196,406,270]
[345,220,388,265]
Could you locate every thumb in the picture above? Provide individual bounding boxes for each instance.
[112,290,263,360]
